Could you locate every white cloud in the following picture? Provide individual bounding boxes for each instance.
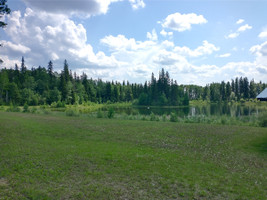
[174,40,219,57]
[258,31,267,39]
[146,29,158,41]
[218,53,231,58]
[2,8,122,72]
[22,0,122,17]
[161,12,207,32]
[1,41,31,54]
[226,23,252,39]
[226,32,239,39]
[236,19,244,24]
[220,61,267,82]
[237,24,252,32]
[160,29,173,37]
[22,0,145,17]
[99,34,226,84]
[101,34,141,51]
[250,41,267,67]
[129,0,145,10]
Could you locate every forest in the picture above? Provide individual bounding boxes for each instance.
[0,57,266,106]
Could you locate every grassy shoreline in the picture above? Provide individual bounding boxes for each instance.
[2,101,267,127]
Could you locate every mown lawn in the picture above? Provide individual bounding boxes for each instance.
[0,112,266,199]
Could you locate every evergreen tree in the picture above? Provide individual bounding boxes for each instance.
[0,0,10,28]
[63,59,70,82]
[47,61,53,78]
[20,57,26,73]
[243,77,249,99]
[235,77,239,100]
[220,81,226,101]
[249,79,256,99]
[239,77,244,98]
[59,73,68,102]
[226,81,231,101]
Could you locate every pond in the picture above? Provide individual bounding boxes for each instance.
[102,103,267,118]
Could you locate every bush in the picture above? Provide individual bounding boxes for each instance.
[162,114,167,122]
[97,110,104,118]
[107,107,115,119]
[150,112,156,121]
[50,102,57,108]
[6,103,21,112]
[30,107,37,113]
[258,112,267,127]
[170,112,178,122]
[23,103,29,113]
[57,101,66,108]
[65,108,79,117]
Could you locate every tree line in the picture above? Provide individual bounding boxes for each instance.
[0,57,266,106]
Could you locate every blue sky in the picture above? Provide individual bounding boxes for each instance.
[1,0,267,85]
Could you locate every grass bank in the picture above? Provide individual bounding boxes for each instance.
[0,112,266,199]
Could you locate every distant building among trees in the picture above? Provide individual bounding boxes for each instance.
[256,88,267,101]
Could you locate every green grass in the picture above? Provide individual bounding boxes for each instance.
[0,112,266,199]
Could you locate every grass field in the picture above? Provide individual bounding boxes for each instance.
[0,112,266,199]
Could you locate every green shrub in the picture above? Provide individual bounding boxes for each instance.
[56,101,66,108]
[50,102,57,108]
[65,108,79,117]
[162,114,167,122]
[97,110,104,118]
[170,112,178,122]
[258,112,267,127]
[6,103,21,112]
[150,112,156,121]
[141,116,147,121]
[107,107,115,119]
[23,103,29,113]
[30,107,37,113]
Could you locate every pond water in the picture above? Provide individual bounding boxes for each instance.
[102,104,267,118]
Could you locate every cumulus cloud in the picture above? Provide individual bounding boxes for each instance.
[1,41,31,54]
[160,29,173,37]
[22,0,145,17]
[161,12,207,32]
[1,7,122,72]
[258,31,267,39]
[146,29,158,41]
[174,40,219,57]
[250,41,267,67]
[220,61,267,82]
[238,24,252,32]
[129,0,145,10]
[99,33,228,84]
[22,0,121,17]
[236,19,244,24]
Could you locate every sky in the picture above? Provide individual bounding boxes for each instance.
[1,0,267,85]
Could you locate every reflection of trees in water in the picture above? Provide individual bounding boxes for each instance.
[110,104,265,118]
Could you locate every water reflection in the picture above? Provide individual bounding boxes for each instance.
[103,104,266,118]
